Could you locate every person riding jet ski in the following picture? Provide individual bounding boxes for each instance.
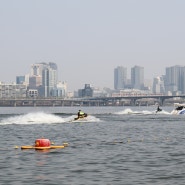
[156,105,162,113]
[74,110,88,120]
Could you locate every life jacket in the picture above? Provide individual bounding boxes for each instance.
[79,111,84,115]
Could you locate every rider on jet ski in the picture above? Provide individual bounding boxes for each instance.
[77,110,87,119]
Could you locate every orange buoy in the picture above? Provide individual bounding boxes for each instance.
[20,138,67,150]
[35,138,51,147]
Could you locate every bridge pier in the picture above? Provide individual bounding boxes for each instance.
[61,100,64,106]
[130,99,136,106]
[161,98,165,106]
[33,101,36,107]
[157,97,164,106]
[52,101,55,107]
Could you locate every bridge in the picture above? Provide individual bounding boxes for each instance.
[0,95,185,107]
[86,94,185,106]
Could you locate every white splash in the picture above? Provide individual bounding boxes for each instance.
[114,108,171,115]
[0,112,65,125]
[114,108,135,115]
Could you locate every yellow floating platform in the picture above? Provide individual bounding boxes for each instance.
[21,145,65,150]
[50,145,65,149]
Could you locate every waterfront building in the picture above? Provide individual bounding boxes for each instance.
[78,84,93,97]
[27,89,38,97]
[131,65,144,90]
[111,89,150,97]
[0,82,27,98]
[114,66,127,90]
[91,87,109,97]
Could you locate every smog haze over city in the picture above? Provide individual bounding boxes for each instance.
[0,0,185,91]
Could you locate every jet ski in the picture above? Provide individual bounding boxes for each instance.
[74,113,88,121]
[156,106,162,113]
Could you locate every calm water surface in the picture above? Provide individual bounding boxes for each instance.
[0,106,185,185]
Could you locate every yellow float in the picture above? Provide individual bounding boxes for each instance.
[20,138,68,150]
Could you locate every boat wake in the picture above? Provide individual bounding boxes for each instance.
[114,108,171,115]
[0,112,101,125]
[0,112,66,125]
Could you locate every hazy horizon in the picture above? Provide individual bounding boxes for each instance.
[0,0,185,91]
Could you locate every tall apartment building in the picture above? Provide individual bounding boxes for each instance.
[165,65,185,94]
[30,63,44,76]
[41,64,57,97]
[153,76,165,94]
[131,65,144,90]
[29,62,58,97]
[29,63,45,88]
[114,66,127,90]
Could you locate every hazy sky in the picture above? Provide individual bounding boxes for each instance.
[0,0,185,91]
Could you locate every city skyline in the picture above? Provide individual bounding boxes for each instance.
[3,63,185,92]
[0,1,185,91]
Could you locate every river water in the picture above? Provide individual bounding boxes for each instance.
[0,106,185,185]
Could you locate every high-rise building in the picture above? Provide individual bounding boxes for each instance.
[29,63,46,89]
[29,62,58,97]
[165,65,185,94]
[29,76,42,88]
[153,76,165,94]
[131,66,144,90]
[182,67,185,94]
[114,66,127,90]
[41,63,57,97]
[30,63,45,76]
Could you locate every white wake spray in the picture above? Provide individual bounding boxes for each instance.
[114,108,171,115]
[0,112,101,125]
[0,112,65,125]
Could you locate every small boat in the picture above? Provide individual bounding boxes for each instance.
[171,103,185,115]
